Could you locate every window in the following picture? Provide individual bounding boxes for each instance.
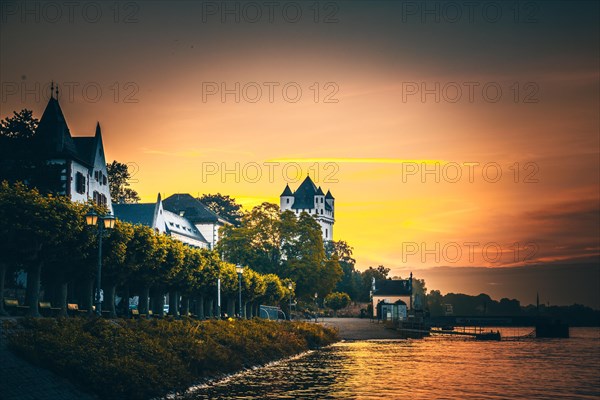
[75,172,86,194]
[325,229,328,238]
[321,198,324,203]
[286,199,289,204]
[94,171,99,181]
[320,209,323,215]
[100,194,107,207]
[102,175,107,185]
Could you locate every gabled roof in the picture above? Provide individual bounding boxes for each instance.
[280,184,293,197]
[35,97,79,160]
[113,203,158,228]
[374,279,412,296]
[291,175,318,210]
[163,193,229,225]
[164,210,209,244]
[35,97,103,168]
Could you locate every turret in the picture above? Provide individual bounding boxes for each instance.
[280,184,294,210]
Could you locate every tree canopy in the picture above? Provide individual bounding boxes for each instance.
[106,161,140,204]
[199,193,243,226]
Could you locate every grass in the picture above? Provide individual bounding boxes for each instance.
[5,317,339,400]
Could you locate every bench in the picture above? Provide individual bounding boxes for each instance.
[4,298,29,316]
[39,302,61,317]
[67,303,90,316]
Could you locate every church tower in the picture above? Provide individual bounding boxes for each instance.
[279,176,335,242]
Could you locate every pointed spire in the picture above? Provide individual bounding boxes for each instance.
[95,122,102,137]
[280,184,293,197]
[50,81,54,99]
[55,84,59,100]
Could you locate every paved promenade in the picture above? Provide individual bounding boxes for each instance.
[319,317,404,340]
[0,317,96,400]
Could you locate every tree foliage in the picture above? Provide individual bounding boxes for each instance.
[106,161,140,204]
[218,203,343,299]
[199,193,243,226]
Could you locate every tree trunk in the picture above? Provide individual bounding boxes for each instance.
[197,295,204,319]
[104,284,117,318]
[56,282,68,317]
[121,285,130,316]
[227,297,235,318]
[26,260,43,317]
[168,291,178,316]
[244,302,251,318]
[152,291,165,317]
[139,285,150,315]
[206,298,213,318]
[80,278,94,315]
[0,264,7,316]
[181,296,190,316]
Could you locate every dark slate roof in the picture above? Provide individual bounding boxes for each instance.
[291,176,318,210]
[374,279,412,296]
[34,97,101,168]
[35,97,79,160]
[325,190,335,200]
[316,186,324,195]
[113,203,157,227]
[164,210,209,244]
[280,184,293,197]
[163,193,226,224]
[325,202,333,211]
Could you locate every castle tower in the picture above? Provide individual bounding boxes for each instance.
[279,176,335,242]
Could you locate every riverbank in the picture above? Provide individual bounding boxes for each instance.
[2,317,338,400]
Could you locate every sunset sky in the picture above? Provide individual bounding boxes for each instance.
[1,1,598,306]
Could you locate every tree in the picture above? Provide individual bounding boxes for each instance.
[0,110,63,193]
[106,161,140,204]
[359,265,390,301]
[325,292,351,317]
[0,109,38,139]
[199,193,243,226]
[327,240,361,300]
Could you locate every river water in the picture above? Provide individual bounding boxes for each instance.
[179,328,600,399]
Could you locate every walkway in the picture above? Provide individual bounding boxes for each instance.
[319,317,405,340]
[0,317,96,400]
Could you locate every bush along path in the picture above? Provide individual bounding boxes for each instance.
[5,317,339,400]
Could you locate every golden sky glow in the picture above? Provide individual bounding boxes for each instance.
[1,1,598,305]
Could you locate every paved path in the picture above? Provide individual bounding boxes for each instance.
[0,317,96,400]
[319,317,404,340]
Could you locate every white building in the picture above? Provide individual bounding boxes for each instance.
[162,193,231,249]
[279,176,335,242]
[34,89,112,212]
[113,194,210,249]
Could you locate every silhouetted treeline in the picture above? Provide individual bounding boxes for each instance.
[427,290,600,326]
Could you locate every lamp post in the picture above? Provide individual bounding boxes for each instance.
[235,264,244,318]
[85,210,116,316]
[287,282,293,321]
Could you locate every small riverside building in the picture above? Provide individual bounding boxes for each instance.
[372,274,413,321]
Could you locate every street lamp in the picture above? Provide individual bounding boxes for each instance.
[287,282,293,321]
[85,210,116,316]
[235,264,244,318]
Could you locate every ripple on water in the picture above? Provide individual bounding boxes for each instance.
[176,328,600,400]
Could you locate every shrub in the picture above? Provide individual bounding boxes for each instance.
[8,317,338,400]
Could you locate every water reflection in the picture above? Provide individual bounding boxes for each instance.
[178,328,600,400]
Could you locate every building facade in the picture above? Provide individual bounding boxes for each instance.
[113,194,210,249]
[34,90,113,212]
[279,175,335,242]
[162,193,231,249]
